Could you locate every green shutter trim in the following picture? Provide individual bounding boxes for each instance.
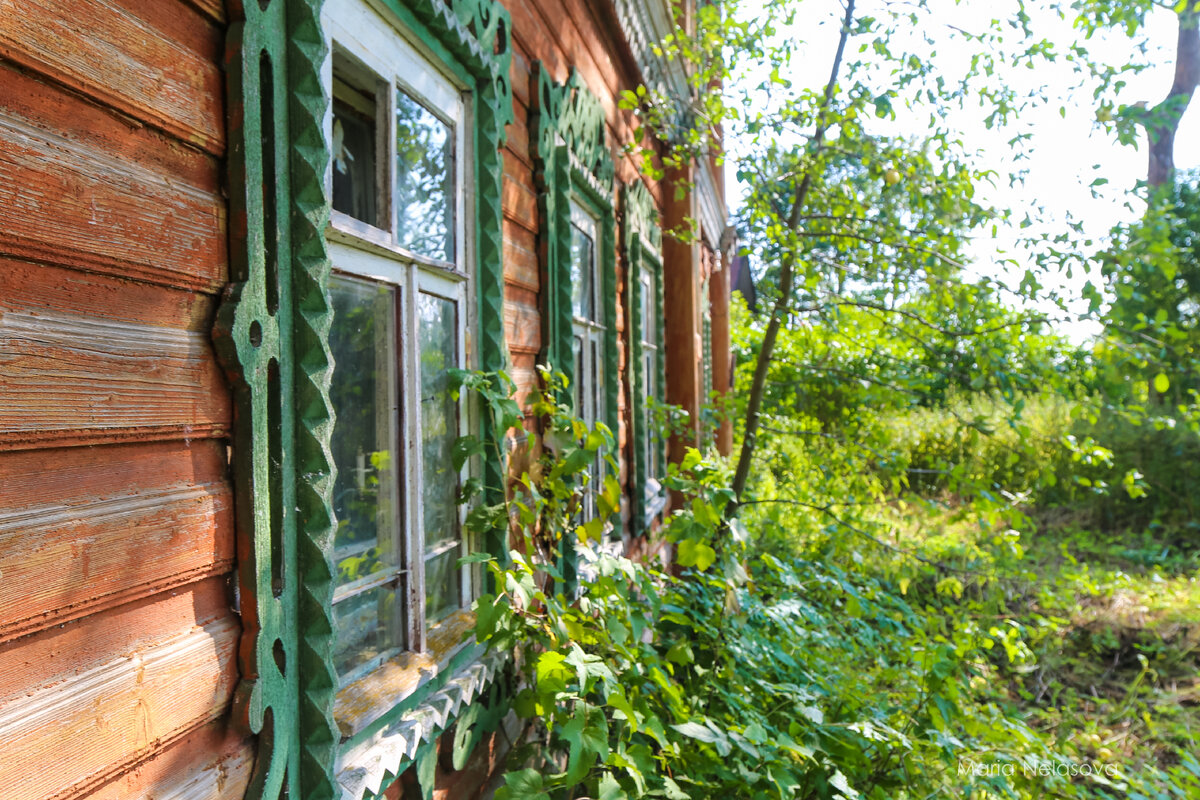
[532,67,618,572]
[287,1,342,798]
[623,180,665,534]
[531,66,618,436]
[217,1,334,798]
[218,0,512,798]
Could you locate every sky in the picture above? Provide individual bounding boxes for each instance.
[726,0,1200,342]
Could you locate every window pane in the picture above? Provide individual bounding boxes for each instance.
[395,90,455,261]
[332,92,379,226]
[417,291,462,624]
[332,583,403,677]
[573,333,585,421]
[424,547,460,626]
[329,275,401,589]
[641,270,655,347]
[570,223,595,321]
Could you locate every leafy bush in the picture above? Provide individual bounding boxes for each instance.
[450,369,1200,800]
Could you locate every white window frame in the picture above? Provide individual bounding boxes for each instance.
[322,0,476,679]
[569,199,606,521]
[639,261,666,518]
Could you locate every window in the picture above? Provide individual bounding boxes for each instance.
[532,68,618,545]
[624,180,667,528]
[221,0,513,793]
[639,263,662,492]
[569,200,606,520]
[324,0,474,683]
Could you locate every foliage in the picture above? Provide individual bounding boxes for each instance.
[450,368,1199,799]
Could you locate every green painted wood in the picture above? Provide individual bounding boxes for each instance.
[220,2,512,796]
[532,67,619,578]
[214,2,304,799]
[286,0,341,798]
[532,67,618,435]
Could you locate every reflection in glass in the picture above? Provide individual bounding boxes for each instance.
[328,275,405,676]
[570,222,595,320]
[395,89,455,261]
[424,546,460,627]
[332,584,401,677]
[645,349,657,477]
[418,291,462,625]
[329,276,401,586]
[332,91,378,226]
[573,334,585,420]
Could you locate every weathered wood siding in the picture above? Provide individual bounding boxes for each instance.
[0,0,253,796]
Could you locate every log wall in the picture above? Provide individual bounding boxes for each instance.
[0,1,253,796]
[0,0,716,796]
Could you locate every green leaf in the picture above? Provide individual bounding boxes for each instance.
[663,775,690,799]
[829,770,860,799]
[598,774,626,800]
[671,720,718,741]
[560,703,609,784]
[677,539,717,571]
[496,769,550,800]
[472,593,501,640]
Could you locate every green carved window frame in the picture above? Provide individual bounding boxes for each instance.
[216,0,513,798]
[532,67,619,546]
[624,181,667,532]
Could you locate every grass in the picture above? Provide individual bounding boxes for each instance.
[881,500,1200,791]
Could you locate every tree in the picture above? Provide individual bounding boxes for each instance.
[623,0,1119,509]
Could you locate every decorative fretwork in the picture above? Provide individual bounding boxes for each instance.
[217,1,513,798]
[532,66,618,436]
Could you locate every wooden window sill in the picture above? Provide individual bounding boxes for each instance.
[333,608,477,739]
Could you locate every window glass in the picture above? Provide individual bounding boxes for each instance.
[332,82,379,226]
[395,90,455,261]
[328,275,405,675]
[418,291,462,625]
[332,583,402,676]
[329,276,401,587]
[570,222,595,320]
[325,4,473,679]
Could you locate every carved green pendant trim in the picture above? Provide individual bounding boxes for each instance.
[216,2,312,799]
[532,66,619,439]
[220,1,512,797]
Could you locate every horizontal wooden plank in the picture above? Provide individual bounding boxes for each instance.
[0,258,215,332]
[502,152,539,233]
[510,38,533,108]
[86,720,253,800]
[0,61,220,198]
[0,260,230,451]
[504,284,542,357]
[503,222,540,292]
[0,440,233,642]
[0,578,233,703]
[0,109,226,294]
[506,113,533,171]
[0,0,225,154]
[0,615,239,800]
[0,482,234,643]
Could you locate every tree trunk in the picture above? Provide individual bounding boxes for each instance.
[1147,5,1200,188]
[729,0,856,506]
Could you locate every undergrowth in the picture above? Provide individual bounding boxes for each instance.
[453,368,1200,799]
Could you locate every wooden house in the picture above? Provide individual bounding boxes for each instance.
[0,0,731,797]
